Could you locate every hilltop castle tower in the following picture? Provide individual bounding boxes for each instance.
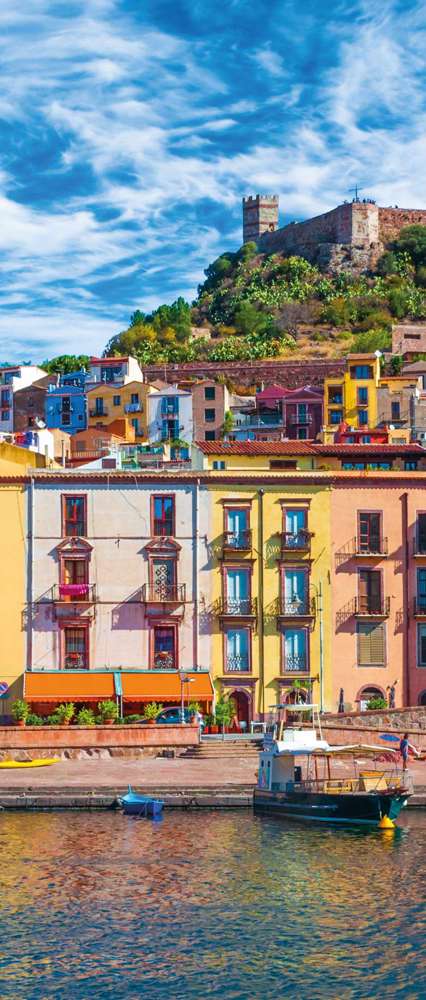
[242,194,279,243]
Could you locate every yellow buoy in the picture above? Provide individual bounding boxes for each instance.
[378,815,396,830]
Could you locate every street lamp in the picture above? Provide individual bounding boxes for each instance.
[179,671,194,723]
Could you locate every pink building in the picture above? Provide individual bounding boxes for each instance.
[331,475,426,711]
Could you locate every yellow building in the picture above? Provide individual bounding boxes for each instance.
[0,478,26,716]
[206,473,333,723]
[87,380,149,441]
[192,441,317,472]
[323,353,381,438]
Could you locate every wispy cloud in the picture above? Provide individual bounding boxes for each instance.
[0,0,425,359]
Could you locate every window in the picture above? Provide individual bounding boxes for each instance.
[213,460,225,470]
[1,410,9,422]
[225,508,250,548]
[0,389,10,407]
[284,508,308,548]
[358,512,382,553]
[131,418,140,431]
[361,436,371,444]
[151,557,176,599]
[418,569,426,612]
[94,397,104,415]
[405,460,418,471]
[283,628,308,673]
[357,623,386,666]
[225,628,250,672]
[343,462,366,470]
[297,403,308,423]
[113,395,121,406]
[417,513,426,554]
[358,569,382,614]
[269,460,298,469]
[63,496,87,537]
[418,625,426,666]
[224,568,251,613]
[329,409,343,424]
[328,387,343,405]
[63,627,88,670]
[391,400,401,421]
[100,365,123,383]
[357,387,368,405]
[205,408,216,422]
[61,396,71,427]
[298,428,308,439]
[131,392,139,404]
[283,569,308,614]
[204,386,215,400]
[205,430,216,441]
[350,365,373,380]
[152,626,176,670]
[152,495,175,536]
[358,409,368,426]
[63,559,88,585]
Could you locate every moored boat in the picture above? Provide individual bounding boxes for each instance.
[0,757,60,768]
[254,705,412,829]
[119,785,164,818]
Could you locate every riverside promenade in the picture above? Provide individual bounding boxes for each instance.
[0,751,425,809]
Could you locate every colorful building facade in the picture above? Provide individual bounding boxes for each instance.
[323,353,381,436]
[87,380,149,441]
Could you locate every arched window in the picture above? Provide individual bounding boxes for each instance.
[418,690,426,706]
[357,685,385,710]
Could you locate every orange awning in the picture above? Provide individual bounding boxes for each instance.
[25,671,213,704]
[25,672,115,703]
[122,671,213,703]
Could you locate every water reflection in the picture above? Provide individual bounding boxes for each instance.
[0,811,425,998]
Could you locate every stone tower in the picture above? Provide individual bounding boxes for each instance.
[242,194,279,243]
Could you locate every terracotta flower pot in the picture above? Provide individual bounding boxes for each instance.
[103,718,114,726]
[17,719,26,728]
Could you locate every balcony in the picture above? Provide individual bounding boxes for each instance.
[222,530,252,555]
[124,402,143,413]
[53,583,96,603]
[141,584,186,619]
[282,655,309,673]
[414,598,426,618]
[353,536,388,557]
[281,530,312,557]
[64,654,88,670]
[328,394,343,406]
[246,412,283,427]
[353,596,390,618]
[89,408,108,418]
[277,597,316,622]
[218,598,257,623]
[225,655,251,673]
[288,415,312,426]
[152,652,177,670]
[413,538,426,557]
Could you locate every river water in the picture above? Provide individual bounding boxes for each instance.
[0,810,425,999]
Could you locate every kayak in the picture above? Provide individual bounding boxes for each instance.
[0,758,60,769]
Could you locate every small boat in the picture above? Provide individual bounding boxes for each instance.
[254,705,412,829]
[0,757,60,769]
[119,785,164,818]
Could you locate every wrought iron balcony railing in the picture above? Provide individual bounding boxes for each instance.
[225,655,251,673]
[413,537,426,556]
[281,530,312,554]
[152,652,176,670]
[89,408,108,418]
[124,402,143,413]
[219,598,257,617]
[53,583,96,602]
[282,655,309,673]
[278,597,316,618]
[414,597,426,616]
[354,536,388,556]
[353,596,390,617]
[223,529,252,552]
[64,654,88,670]
[142,584,186,603]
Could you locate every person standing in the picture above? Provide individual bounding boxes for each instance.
[400,733,409,771]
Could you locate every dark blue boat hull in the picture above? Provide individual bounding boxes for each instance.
[253,788,409,826]
[120,788,164,818]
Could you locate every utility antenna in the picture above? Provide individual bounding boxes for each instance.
[349,185,362,202]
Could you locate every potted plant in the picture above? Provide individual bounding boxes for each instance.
[188,701,201,724]
[76,707,95,726]
[143,702,162,725]
[50,703,75,726]
[97,700,119,725]
[203,713,214,734]
[366,696,387,711]
[11,699,29,727]
[215,696,236,734]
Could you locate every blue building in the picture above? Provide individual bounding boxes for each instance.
[45,370,88,434]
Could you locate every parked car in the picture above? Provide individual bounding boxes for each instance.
[156,707,202,726]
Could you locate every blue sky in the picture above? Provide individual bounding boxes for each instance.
[0,0,425,360]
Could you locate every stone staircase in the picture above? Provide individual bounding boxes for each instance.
[183,738,262,759]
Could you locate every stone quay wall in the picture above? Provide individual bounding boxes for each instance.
[0,724,199,760]
[322,706,426,731]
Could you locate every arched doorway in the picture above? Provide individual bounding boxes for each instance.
[231,690,250,727]
[285,688,308,705]
[418,690,426,706]
[357,685,385,711]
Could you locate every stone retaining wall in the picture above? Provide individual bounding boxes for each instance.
[323,707,426,731]
[0,724,199,760]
